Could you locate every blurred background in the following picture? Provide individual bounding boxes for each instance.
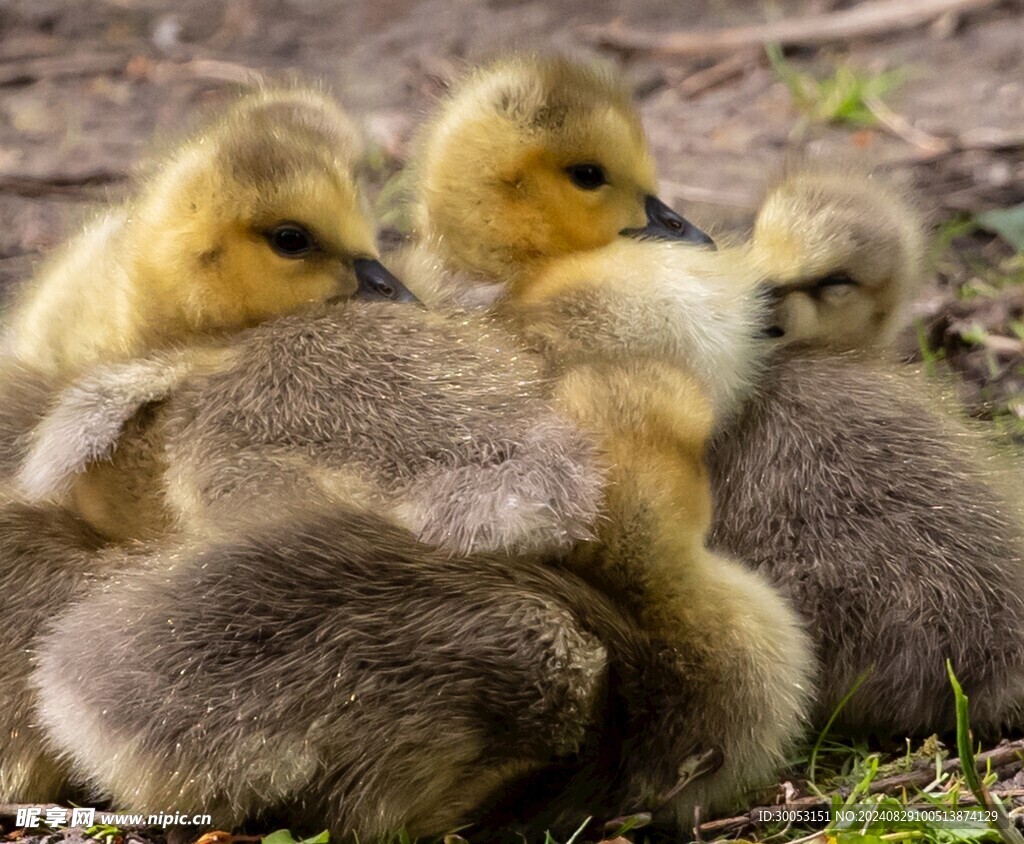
[1,0,1022,433]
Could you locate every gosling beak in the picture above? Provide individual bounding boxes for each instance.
[352,258,420,304]
[755,282,786,339]
[621,195,716,248]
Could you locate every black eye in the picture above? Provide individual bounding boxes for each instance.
[266,224,317,258]
[565,163,607,191]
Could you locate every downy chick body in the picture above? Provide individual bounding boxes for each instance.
[31,505,653,837]
[20,300,604,557]
[10,283,609,812]
[12,277,611,816]
[510,240,812,827]
[0,492,114,802]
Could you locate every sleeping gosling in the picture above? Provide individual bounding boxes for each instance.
[708,168,1024,734]
[752,166,925,350]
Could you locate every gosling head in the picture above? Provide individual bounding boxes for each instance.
[130,86,415,335]
[751,168,925,351]
[412,55,712,288]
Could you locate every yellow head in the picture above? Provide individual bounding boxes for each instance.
[751,168,926,350]
[413,55,710,289]
[128,87,409,335]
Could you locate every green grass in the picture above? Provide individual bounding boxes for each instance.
[948,662,1024,844]
[83,823,125,844]
[681,668,1018,844]
[933,210,1024,299]
[766,44,903,128]
[262,832,331,844]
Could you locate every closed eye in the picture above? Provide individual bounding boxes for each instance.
[810,273,859,302]
[814,273,858,290]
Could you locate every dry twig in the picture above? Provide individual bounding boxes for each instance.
[863,94,953,155]
[581,0,1000,56]
[867,739,1024,796]
[0,169,128,199]
[0,53,128,87]
[676,53,755,98]
[122,54,267,86]
[884,126,1024,168]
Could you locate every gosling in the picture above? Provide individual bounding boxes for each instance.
[709,167,1024,734]
[402,54,813,832]
[3,86,411,377]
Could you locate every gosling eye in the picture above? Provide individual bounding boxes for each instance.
[815,273,858,291]
[812,273,858,302]
[565,163,608,191]
[265,223,318,258]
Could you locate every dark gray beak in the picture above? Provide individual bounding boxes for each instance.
[352,258,420,304]
[622,195,716,248]
[755,282,786,339]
